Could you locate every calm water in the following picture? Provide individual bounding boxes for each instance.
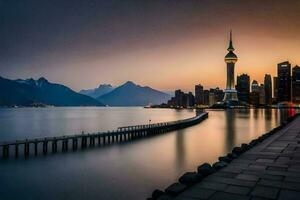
[0,107,298,200]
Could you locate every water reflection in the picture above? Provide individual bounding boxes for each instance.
[175,129,186,170]
[0,108,299,200]
[224,109,236,153]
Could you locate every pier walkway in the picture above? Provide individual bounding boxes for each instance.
[0,112,208,159]
[165,115,300,200]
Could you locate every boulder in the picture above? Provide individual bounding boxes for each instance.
[197,163,215,176]
[179,172,202,185]
[232,147,243,155]
[241,143,249,152]
[212,161,228,170]
[227,153,238,159]
[152,189,165,199]
[165,182,186,196]
[249,140,258,147]
[219,156,232,163]
[157,195,172,200]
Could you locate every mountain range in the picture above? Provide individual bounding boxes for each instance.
[0,76,171,107]
[0,76,102,107]
[96,81,171,106]
[79,84,114,98]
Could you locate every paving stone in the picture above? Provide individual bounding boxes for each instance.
[212,171,239,178]
[281,181,300,191]
[278,189,300,200]
[250,197,271,200]
[267,166,287,171]
[285,176,300,183]
[205,176,257,187]
[197,181,228,191]
[258,179,282,188]
[260,174,284,181]
[248,164,266,170]
[209,191,250,200]
[250,186,279,199]
[236,174,259,181]
[177,187,216,199]
[225,185,251,195]
[276,156,291,162]
[173,197,198,200]
[256,158,275,163]
[220,166,243,173]
[288,166,300,172]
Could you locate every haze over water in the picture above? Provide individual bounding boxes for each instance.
[0,107,297,199]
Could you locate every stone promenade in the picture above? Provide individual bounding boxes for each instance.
[164,115,300,200]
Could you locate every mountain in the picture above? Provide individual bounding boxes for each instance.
[97,81,171,106]
[0,76,103,106]
[79,84,114,98]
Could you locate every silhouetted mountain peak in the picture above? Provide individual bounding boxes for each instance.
[79,83,114,98]
[97,81,171,106]
[37,77,49,87]
[123,81,136,87]
[97,84,112,88]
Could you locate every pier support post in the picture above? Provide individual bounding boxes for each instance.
[90,136,95,147]
[15,144,18,158]
[81,136,87,149]
[2,145,9,159]
[103,135,106,145]
[43,141,48,154]
[97,135,101,145]
[24,143,29,158]
[72,138,78,150]
[34,141,38,156]
[62,139,68,152]
[52,140,57,153]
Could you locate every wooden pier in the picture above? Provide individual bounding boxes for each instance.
[0,112,208,159]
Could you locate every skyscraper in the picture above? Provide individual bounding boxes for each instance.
[251,80,260,93]
[223,31,238,104]
[277,61,291,102]
[187,92,195,107]
[259,84,265,105]
[236,74,250,103]
[175,89,184,107]
[195,84,204,105]
[203,90,209,105]
[273,76,278,101]
[208,87,224,106]
[264,74,272,105]
[292,65,300,103]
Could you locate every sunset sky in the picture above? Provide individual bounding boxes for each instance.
[1,0,300,92]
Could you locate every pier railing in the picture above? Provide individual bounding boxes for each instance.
[0,112,208,159]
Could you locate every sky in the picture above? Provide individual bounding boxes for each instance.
[1,0,300,92]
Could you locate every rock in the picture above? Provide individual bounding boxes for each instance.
[157,195,172,200]
[232,147,243,155]
[179,172,202,185]
[241,143,249,152]
[212,161,228,170]
[165,182,186,196]
[249,140,258,147]
[227,153,238,159]
[257,136,264,142]
[152,189,165,199]
[262,134,268,139]
[218,156,232,163]
[197,163,215,176]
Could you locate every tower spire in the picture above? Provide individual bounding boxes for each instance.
[227,30,234,51]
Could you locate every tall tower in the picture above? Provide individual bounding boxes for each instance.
[223,31,238,104]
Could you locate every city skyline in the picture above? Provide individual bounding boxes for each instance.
[1,0,300,92]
